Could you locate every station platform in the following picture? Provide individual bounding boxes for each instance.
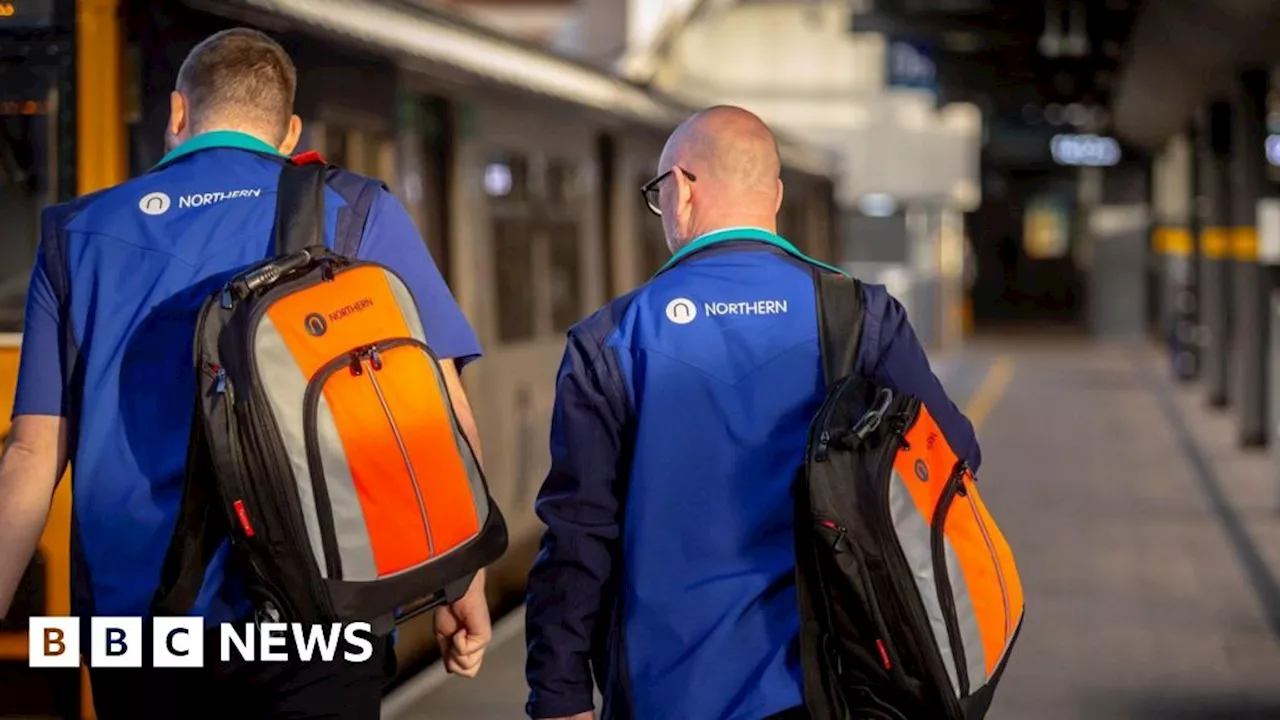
[382,337,1280,720]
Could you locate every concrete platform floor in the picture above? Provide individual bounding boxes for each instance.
[384,337,1280,720]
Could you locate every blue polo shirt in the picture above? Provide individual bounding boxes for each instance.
[13,130,481,624]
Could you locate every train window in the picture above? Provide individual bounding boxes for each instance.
[493,216,536,342]
[323,124,348,167]
[0,62,56,333]
[318,121,395,186]
[485,152,528,202]
[408,97,453,286]
[545,158,579,206]
[548,220,582,331]
[489,151,588,338]
[641,217,669,278]
[780,187,809,253]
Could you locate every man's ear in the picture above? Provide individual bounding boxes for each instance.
[677,168,695,214]
[775,178,784,214]
[168,91,187,138]
[278,115,303,155]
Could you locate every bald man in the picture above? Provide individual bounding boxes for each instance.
[524,107,978,720]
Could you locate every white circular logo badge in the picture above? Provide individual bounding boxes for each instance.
[139,191,171,216]
[665,298,697,325]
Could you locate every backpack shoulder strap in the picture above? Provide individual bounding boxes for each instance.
[150,400,229,617]
[326,169,388,258]
[274,158,328,257]
[814,268,865,388]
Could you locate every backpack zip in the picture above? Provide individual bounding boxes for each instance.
[362,346,436,559]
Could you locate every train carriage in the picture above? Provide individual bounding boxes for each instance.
[0,1,840,716]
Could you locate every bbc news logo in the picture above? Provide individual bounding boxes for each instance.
[28,617,375,668]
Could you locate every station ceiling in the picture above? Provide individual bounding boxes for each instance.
[1109,0,1280,150]
[852,0,1144,122]
[852,0,1280,153]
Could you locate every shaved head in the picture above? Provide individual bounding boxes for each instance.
[654,106,785,252]
[661,105,781,193]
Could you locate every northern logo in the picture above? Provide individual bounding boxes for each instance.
[304,313,328,337]
[665,298,697,324]
[914,459,929,482]
[139,192,171,216]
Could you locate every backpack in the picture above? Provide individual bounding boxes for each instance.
[794,271,1024,719]
[151,154,508,631]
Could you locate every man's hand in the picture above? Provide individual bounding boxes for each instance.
[434,568,491,678]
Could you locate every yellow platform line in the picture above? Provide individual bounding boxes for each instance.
[965,356,1016,431]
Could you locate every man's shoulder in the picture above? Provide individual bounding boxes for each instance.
[42,182,132,234]
[857,280,898,319]
[564,287,647,362]
[324,166,389,206]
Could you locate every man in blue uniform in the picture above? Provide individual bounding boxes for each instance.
[0,28,491,718]
[525,106,980,720]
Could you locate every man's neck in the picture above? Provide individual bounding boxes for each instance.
[196,126,279,149]
[690,221,777,242]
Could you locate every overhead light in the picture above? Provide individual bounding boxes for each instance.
[1039,0,1063,57]
[1044,103,1066,125]
[859,193,898,218]
[1265,135,1280,166]
[1065,103,1090,127]
[484,162,513,197]
[1061,1,1090,57]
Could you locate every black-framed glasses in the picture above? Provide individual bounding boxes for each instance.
[640,166,697,216]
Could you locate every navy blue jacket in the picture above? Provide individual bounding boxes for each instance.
[525,229,979,720]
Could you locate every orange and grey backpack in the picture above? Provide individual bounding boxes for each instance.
[795,271,1024,719]
[151,154,507,631]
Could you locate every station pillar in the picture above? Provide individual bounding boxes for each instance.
[1198,101,1234,409]
[1230,69,1270,446]
[1151,134,1196,379]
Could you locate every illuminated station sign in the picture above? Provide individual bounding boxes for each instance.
[1050,133,1122,167]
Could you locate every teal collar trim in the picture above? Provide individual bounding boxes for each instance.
[154,130,282,169]
[657,226,847,276]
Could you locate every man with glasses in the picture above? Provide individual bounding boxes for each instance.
[525,106,977,720]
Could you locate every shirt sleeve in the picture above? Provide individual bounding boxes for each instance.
[12,230,68,419]
[355,190,482,368]
[865,288,982,473]
[525,325,629,719]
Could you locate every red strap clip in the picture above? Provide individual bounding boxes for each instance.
[291,149,326,166]
[233,499,256,538]
[876,639,892,670]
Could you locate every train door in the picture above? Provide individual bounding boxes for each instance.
[604,132,667,294]
[0,11,86,719]
[306,110,397,186]
[808,179,837,264]
[778,170,811,254]
[456,98,603,561]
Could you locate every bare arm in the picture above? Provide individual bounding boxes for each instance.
[0,415,68,619]
[434,359,491,677]
[444,359,483,465]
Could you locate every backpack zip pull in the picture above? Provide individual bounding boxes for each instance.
[815,431,831,461]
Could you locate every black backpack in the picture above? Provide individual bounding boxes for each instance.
[795,271,1024,719]
[151,156,508,632]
